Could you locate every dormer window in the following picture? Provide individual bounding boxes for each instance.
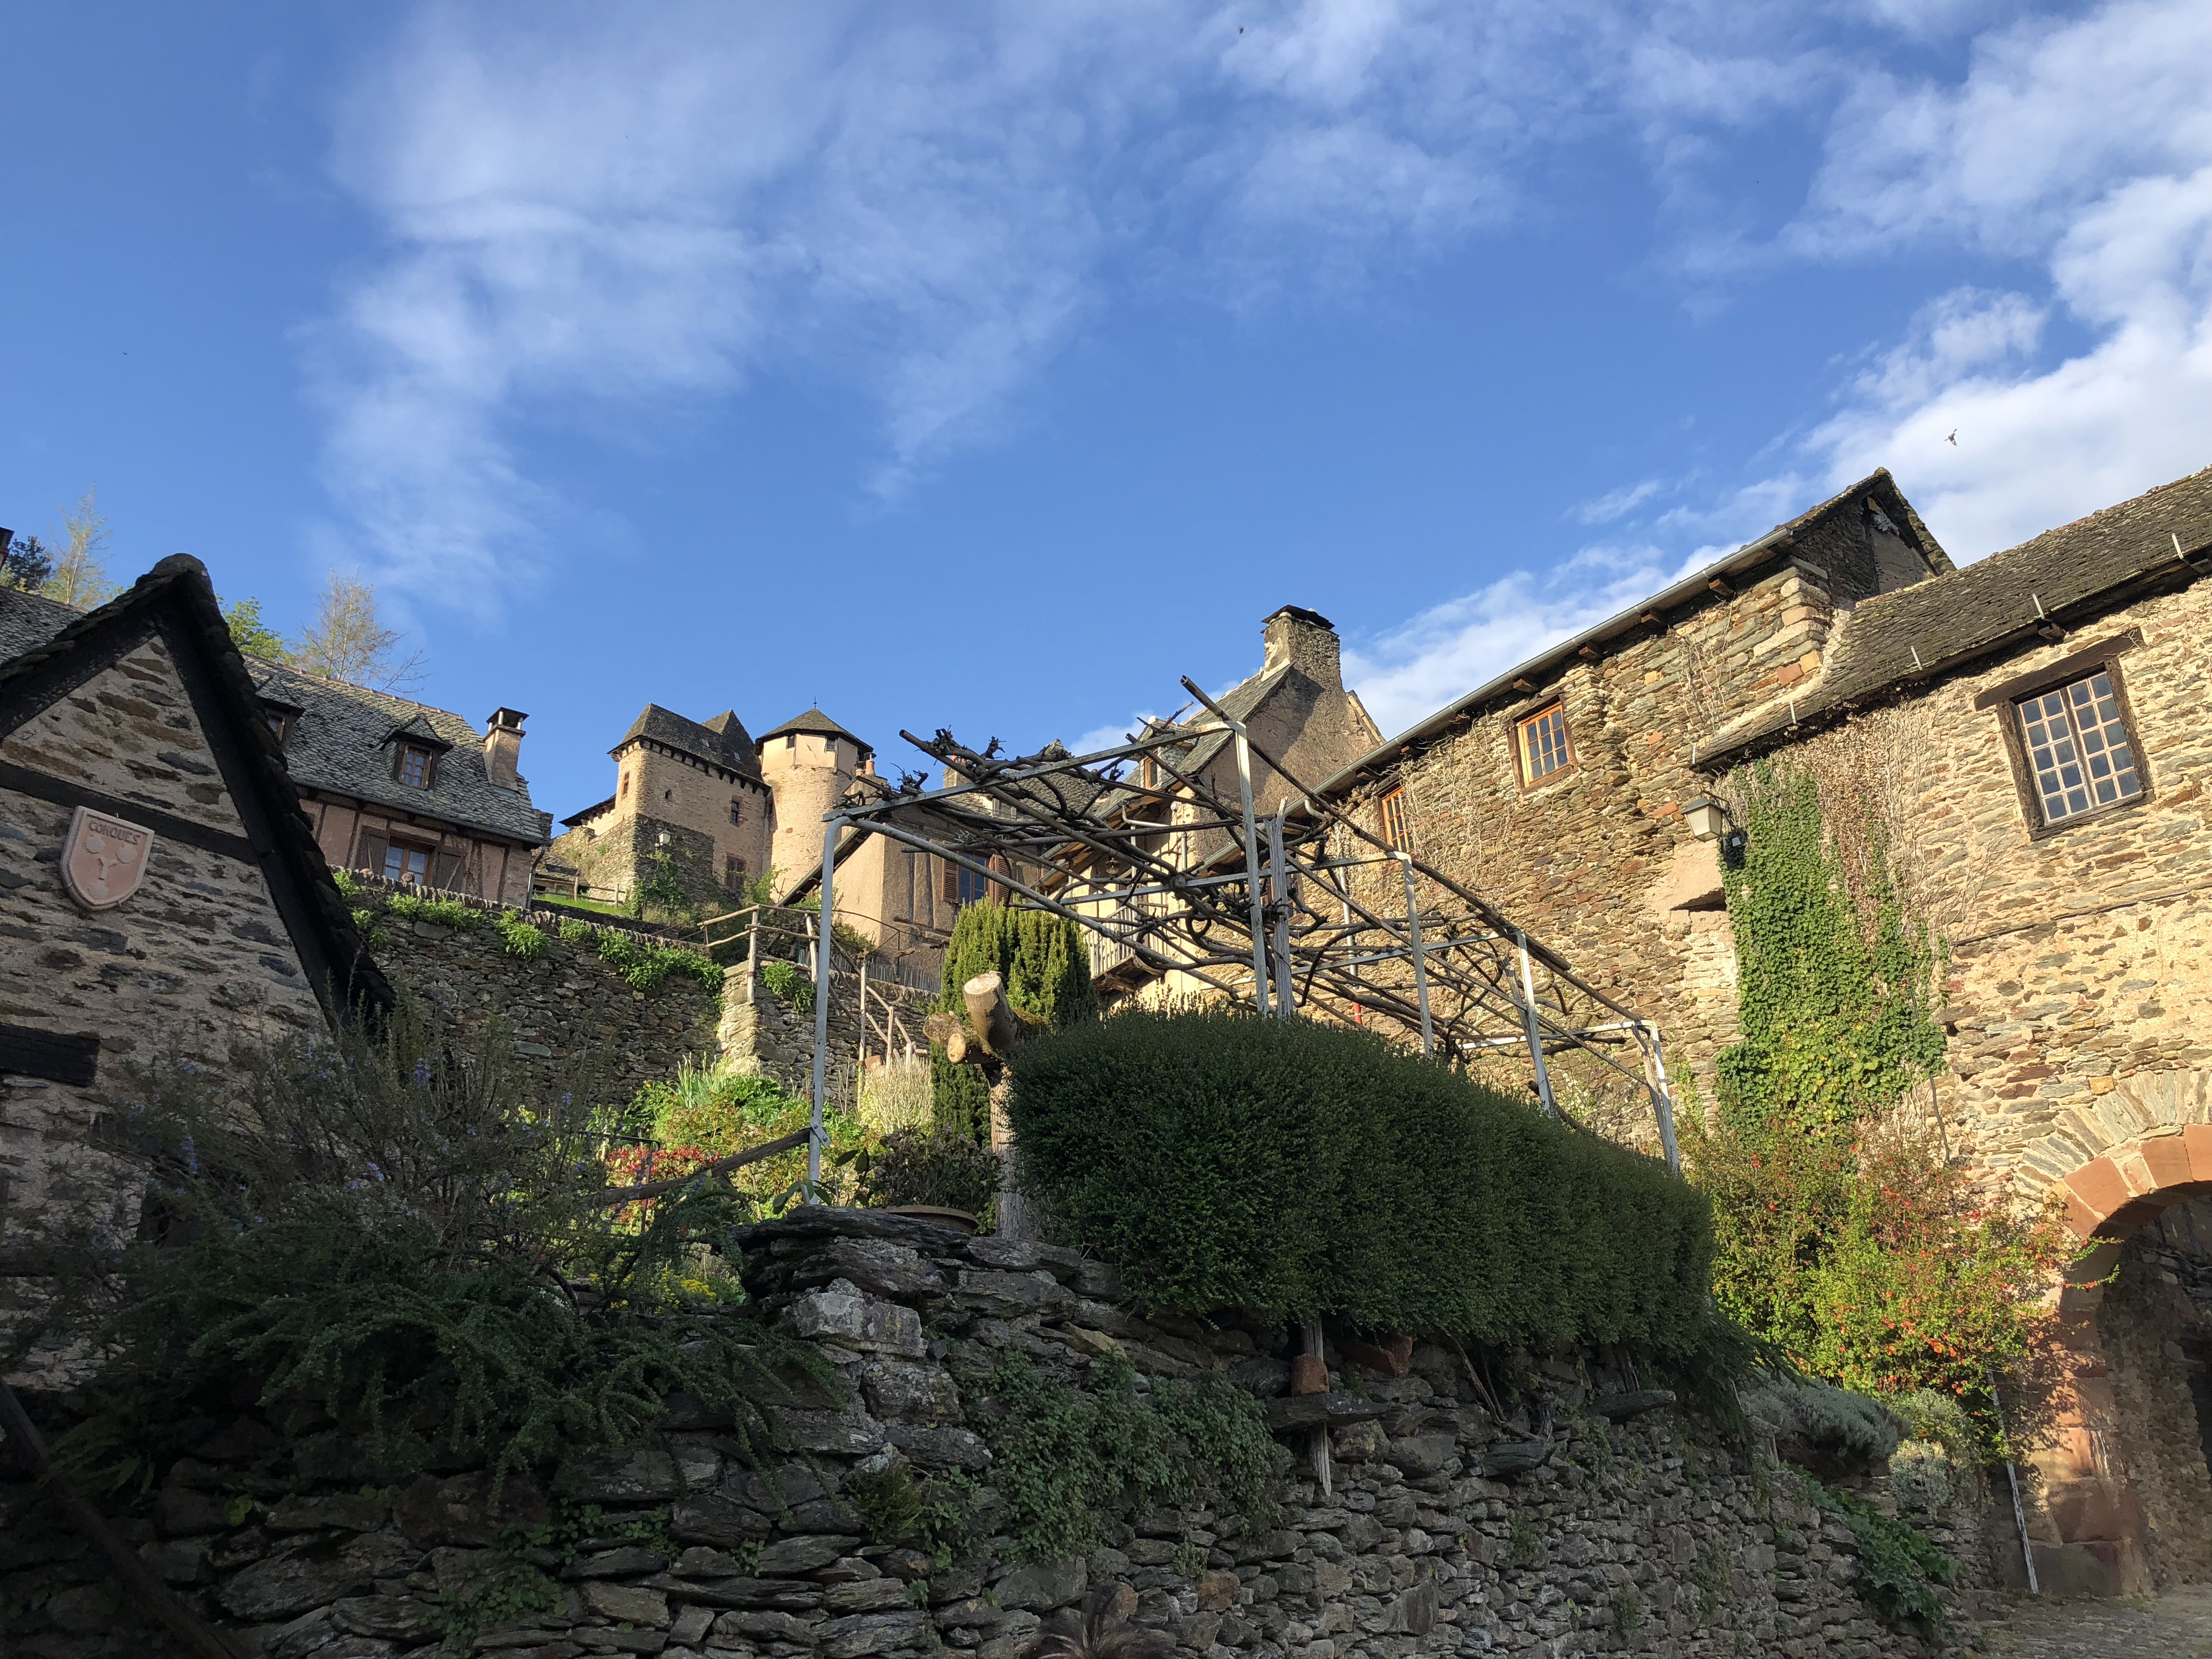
[397,745,434,789]
[265,710,291,745]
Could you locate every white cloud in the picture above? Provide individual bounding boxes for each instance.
[1344,541,1712,738]
[311,0,1849,609]
[1069,713,1171,759]
[1793,0,2212,560]
[1572,478,1662,524]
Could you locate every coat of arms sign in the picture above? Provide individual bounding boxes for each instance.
[62,806,155,911]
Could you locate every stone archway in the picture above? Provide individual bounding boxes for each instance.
[2017,1069,2212,1596]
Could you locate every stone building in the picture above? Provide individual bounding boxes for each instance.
[0,584,554,906]
[0,556,388,1240]
[551,705,776,903]
[1323,463,2212,1596]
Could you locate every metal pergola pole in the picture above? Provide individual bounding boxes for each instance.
[1233,730,1271,1014]
[1516,927,1557,1116]
[1642,1020,1682,1173]
[1400,853,1433,1056]
[807,816,838,1200]
[1267,811,1296,1017]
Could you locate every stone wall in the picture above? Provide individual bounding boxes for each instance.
[352,878,722,1107]
[2096,1200,2212,1588]
[1,1210,1999,1659]
[716,953,932,1111]
[0,635,329,1235]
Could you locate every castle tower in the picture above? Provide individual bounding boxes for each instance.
[758,707,872,898]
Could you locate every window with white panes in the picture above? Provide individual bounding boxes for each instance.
[2016,669,2143,825]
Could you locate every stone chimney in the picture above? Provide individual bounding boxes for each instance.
[483,708,527,791]
[1261,606,1342,690]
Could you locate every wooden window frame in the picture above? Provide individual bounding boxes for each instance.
[381,836,437,886]
[1377,786,1412,852]
[1982,637,2153,839]
[394,744,436,790]
[1514,700,1575,788]
[729,797,744,826]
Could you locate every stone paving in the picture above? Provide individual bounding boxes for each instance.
[1976,1584,2212,1657]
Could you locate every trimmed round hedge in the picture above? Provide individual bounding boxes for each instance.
[1006,1007,1714,1355]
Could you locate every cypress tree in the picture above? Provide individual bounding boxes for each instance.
[931,901,1097,1139]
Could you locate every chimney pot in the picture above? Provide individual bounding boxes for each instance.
[484,708,528,791]
[1261,605,1342,690]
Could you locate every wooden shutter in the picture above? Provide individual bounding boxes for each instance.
[355,831,390,877]
[431,850,465,892]
[941,862,958,906]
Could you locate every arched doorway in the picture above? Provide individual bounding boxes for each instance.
[2027,1089,2212,1596]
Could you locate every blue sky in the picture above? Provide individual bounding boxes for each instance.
[6,1,2210,823]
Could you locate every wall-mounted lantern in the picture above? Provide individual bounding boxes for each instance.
[1682,796,1729,841]
[1683,796,1748,860]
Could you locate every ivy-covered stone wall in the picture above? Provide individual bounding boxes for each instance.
[1,1211,2002,1659]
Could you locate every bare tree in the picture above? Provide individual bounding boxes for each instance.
[43,488,114,608]
[291,571,424,691]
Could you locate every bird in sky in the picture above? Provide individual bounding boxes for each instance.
[1945,429,1958,445]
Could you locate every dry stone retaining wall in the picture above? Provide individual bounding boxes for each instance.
[351,878,722,1107]
[1,1210,1996,1658]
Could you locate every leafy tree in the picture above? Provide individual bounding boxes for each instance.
[2,532,54,591]
[293,569,423,690]
[42,487,114,607]
[221,595,291,661]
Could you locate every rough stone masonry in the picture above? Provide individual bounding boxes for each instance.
[1,1210,1997,1659]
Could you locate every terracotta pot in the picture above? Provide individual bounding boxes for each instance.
[883,1205,979,1235]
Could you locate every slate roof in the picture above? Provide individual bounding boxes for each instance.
[248,659,552,846]
[1316,469,1943,794]
[1703,463,2212,763]
[760,706,872,755]
[0,556,393,1022]
[614,703,763,779]
[1,584,550,847]
[0,585,83,660]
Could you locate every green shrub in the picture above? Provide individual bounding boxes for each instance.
[933,902,1096,1139]
[1804,1475,1955,1631]
[982,1348,1282,1564]
[386,891,482,931]
[592,928,722,993]
[558,919,593,944]
[1006,1007,1712,1355]
[495,911,549,961]
[759,959,814,1010]
[1743,1373,1900,1470]
[849,1126,1001,1218]
[23,1005,820,1494]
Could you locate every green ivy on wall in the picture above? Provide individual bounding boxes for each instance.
[1714,766,1947,1135]
[1688,764,2068,1438]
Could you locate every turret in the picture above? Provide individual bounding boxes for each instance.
[758,707,872,896]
